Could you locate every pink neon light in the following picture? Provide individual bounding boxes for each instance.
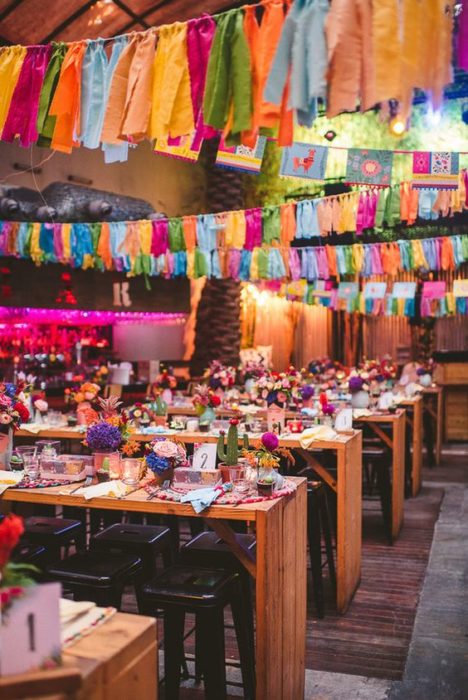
[0,307,187,326]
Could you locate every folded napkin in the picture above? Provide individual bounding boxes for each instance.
[0,469,24,495]
[20,423,47,434]
[60,598,96,624]
[70,480,127,500]
[60,598,116,648]
[352,409,372,418]
[180,485,224,514]
[299,425,337,448]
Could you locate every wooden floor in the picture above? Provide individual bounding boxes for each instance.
[122,452,468,695]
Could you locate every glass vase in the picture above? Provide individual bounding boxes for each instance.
[93,451,121,479]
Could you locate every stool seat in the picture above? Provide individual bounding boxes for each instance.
[47,551,142,587]
[91,523,174,577]
[92,523,171,547]
[142,565,238,607]
[180,532,256,569]
[25,516,82,540]
[12,542,47,564]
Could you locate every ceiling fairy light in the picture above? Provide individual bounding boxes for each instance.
[88,0,115,27]
[0,307,188,326]
[388,116,407,137]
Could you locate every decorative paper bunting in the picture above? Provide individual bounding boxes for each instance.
[279,143,328,181]
[337,282,359,299]
[345,149,393,187]
[412,151,459,190]
[364,282,387,299]
[422,281,446,299]
[215,136,267,174]
[392,281,416,299]
[154,134,202,162]
[453,279,468,297]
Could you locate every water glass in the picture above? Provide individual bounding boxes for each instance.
[23,455,40,480]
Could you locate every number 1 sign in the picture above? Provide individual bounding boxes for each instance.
[0,582,61,676]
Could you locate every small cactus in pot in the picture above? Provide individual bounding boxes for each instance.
[217,419,249,482]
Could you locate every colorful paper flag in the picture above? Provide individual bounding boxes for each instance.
[345,149,393,187]
[279,143,328,181]
[337,282,359,299]
[215,136,267,174]
[453,279,468,297]
[422,281,446,299]
[154,133,202,162]
[364,282,387,299]
[392,282,416,299]
[412,151,459,190]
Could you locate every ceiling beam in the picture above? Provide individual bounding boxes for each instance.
[40,0,97,43]
[0,0,25,24]
[111,0,150,29]
[117,0,255,34]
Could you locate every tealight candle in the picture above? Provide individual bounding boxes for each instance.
[121,458,142,486]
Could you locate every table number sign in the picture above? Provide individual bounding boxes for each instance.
[0,582,61,676]
[453,279,468,297]
[192,443,217,470]
[378,391,395,410]
[335,408,353,431]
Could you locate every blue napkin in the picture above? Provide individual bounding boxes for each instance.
[180,486,223,514]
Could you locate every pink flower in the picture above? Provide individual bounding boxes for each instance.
[0,413,13,424]
[153,440,179,459]
[34,399,48,413]
[0,395,12,409]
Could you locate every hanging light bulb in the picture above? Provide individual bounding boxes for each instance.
[389,116,407,137]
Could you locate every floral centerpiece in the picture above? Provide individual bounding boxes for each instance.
[243,432,286,496]
[149,367,177,405]
[347,373,371,409]
[93,365,109,387]
[65,381,101,426]
[256,366,301,407]
[145,438,187,484]
[204,361,237,391]
[85,397,130,478]
[238,359,267,394]
[0,383,30,468]
[32,393,48,423]
[192,385,221,427]
[416,359,436,387]
[128,402,153,428]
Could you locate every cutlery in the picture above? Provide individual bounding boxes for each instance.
[69,476,93,494]
[146,480,170,500]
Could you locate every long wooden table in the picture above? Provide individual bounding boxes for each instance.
[1,476,307,700]
[354,410,406,542]
[15,427,363,615]
[0,612,157,700]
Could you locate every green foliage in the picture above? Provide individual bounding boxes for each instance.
[2,563,39,588]
[217,423,249,466]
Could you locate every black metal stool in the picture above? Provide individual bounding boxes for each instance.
[306,480,336,618]
[23,516,85,561]
[363,444,392,544]
[179,531,256,682]
[91,523,174,578]
[140,564,256,700]
[46,550,143,608]
[12,542,48,570]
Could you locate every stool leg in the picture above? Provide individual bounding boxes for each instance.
[194,612,203,684]
[308,492,325,618]
[320,490,336,591]
[231,586,256,700]
[197,608,227,700]
[164,607,185,700]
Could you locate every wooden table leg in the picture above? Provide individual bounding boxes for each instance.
[256,483,307,699]
[436,389,443,466]
[336,434,362,613]
[392,414,406,540]
[411,400,423,497]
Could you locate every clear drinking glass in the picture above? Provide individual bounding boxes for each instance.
[23,455,40,480]
[121,458,142,486]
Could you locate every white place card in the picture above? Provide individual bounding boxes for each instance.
[193,443,218,470]
[335,408,353,431]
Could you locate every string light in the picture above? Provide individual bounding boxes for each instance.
[389,116,407,137]
[0,307,187,326]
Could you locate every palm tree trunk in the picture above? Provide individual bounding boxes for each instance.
[190,139,243,376]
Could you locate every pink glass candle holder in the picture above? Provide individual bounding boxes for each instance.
[93,451,121,479]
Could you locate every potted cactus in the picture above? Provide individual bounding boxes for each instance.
[152,395,168,426]
[217,419,249,483]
